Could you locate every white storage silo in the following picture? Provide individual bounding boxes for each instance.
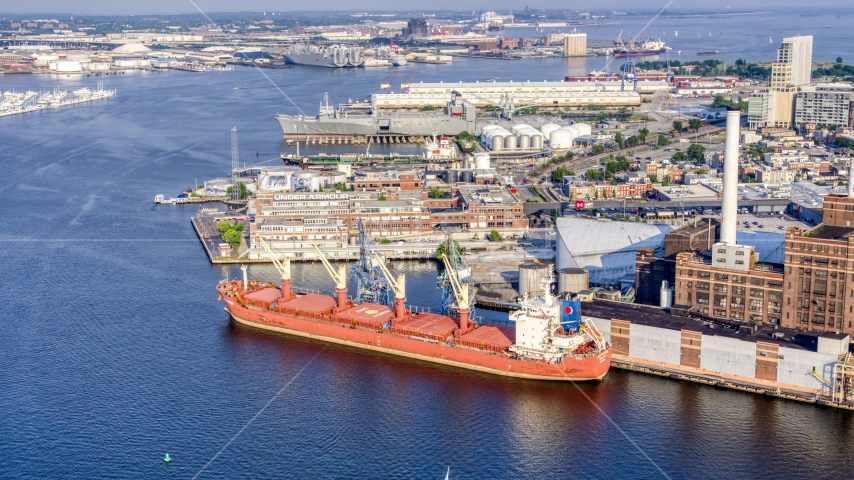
[504,135,518,150]
[518,134,531,149]
[474,152,491,170]
[550,129,574,149]
[87,62,110,71]
[55,61,83,72]
[511,124,530,134]
[519,263,553,296]
[540,123,561,138]
[573,123,593,136]
[292,170,322,192]
[531,133,544,149]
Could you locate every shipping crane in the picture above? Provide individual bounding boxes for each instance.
[400,64,418,93]
[351,220,392,306]
[437,236,476,326]
[257,237,293,300]
[380,66,402,93]
[372,251,407,320]
[311,243,348,309]
[441,253,470,331]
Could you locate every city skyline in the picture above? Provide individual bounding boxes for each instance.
[1,2,851,16]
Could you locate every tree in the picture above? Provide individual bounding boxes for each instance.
[551,166,573,182]
[687,143,706,162]
[428,187,446,199]
[657,134,670,147]
[688,118,702,132]
[222,229,242,250]
[334,182,348,191]
[225,181,249,199]
[614,132,624,149]
[488,229,502,242]
[378,194,387,201]
[673,120,683,135]
[837,57,844,64]
[673,151,686,162]
[591,144,605,155]
[217,221,233,233]
[648,174,659,184]
[662,176,670,187]
[435,240,461,259]
[637,130,648,145]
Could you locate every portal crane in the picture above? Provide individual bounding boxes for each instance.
[311,243,348,309]
[257,237,293,300]
[441,253,470,331]
[437,237,476,322]
[372,251,407,320]
[351,220,392,305]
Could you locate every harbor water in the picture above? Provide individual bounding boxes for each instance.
[2,31,854,478]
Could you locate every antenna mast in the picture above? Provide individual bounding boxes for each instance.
[231,127,239,201]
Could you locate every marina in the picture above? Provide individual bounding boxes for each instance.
[0,82,115,117]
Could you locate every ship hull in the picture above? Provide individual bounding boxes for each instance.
[222,296,611,381]
[612,50,665,57]
[276,114,470,137]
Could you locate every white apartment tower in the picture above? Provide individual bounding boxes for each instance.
[749,35,813,129]
[772,35,813,88]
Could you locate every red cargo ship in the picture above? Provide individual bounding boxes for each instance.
[218,261,610,381]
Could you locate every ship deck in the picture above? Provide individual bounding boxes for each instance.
[392,313,459,342]
[282,293,337,314]
[458,325,516,353]
[334,303,394,329]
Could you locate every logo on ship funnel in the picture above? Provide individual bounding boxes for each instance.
[564,306,574,315]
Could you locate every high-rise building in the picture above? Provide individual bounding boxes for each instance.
[795,83,854,129]
[563,33,586,56]
[748,35,814,129]
[772,35,813,88]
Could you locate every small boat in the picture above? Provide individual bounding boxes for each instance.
[677,50,682,55]
[697,50,720,56]
[675,30,678,36]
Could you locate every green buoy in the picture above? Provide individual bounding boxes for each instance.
[164,454,172,463]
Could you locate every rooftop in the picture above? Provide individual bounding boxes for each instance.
[805,224,854,241]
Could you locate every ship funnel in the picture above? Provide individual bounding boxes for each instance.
[720,106,741,246]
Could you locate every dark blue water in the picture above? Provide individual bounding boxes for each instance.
[2,54,854,479]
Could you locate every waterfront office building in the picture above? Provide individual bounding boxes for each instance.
[250,188,529,255]
[563,33,586,57]
[748,35,814,129]
[794,83,854,129]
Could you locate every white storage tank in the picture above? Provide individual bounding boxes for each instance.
[87,62,111,72]
[55,61,83,72]
[558,268,589,295]
[531,134,544,149]
[292,170,322,192]
[65,54,91,62]
[504,135,518,150]
[511,124,530,134]
[323,171,347,186]
[48,61,58,70]
[573,123,593,136]
[519,263,553,296]
[550,129,574,149]
[540,123,561,138]
[491,139,503,153]
[660,280,674,309]
[474,152,491,170]
[518,134,531,149]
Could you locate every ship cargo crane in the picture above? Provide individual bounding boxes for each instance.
[400,64,418,93]
[380,66,402,93]
[351,220,393,306]
[437,237,476,326]
[372,251,406,320]
[441,253,470,331]
[257,237,293,301]
[311,243,348,309]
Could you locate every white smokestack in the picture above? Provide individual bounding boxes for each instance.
[720,106,741,245]
[848,158,854,198]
